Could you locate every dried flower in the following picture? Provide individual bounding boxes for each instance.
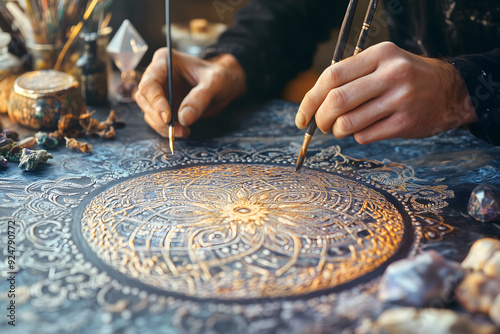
[65,137,92,153]
[103,110,125,128]
[57,114,83,138]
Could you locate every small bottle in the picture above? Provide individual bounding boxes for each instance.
[76,33,108,107]
[0,32,23,82]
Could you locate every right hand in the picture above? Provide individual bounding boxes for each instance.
[135,48,247,138]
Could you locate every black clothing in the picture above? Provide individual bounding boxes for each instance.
[203,0,500,145]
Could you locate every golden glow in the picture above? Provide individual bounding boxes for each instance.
[82,164,408,299]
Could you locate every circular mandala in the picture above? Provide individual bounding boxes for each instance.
[80,164,412,299]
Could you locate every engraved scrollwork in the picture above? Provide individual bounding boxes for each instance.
[0,131,456,333]
[25,176,96,207]
[26,220,67,250]
[406,185,455,211]
[18,249,72,272]
[81,164,410,299]
[30,279,68,310]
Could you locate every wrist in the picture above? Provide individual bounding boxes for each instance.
[444,60,479,125]
[433,58,479,128]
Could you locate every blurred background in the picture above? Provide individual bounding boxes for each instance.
[0,0,389,103]
[105,0,389,102]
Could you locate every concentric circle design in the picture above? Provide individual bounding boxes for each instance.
[81,164,411,299]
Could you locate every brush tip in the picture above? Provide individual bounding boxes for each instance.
[168,124,174,154]
[295,152,305,172]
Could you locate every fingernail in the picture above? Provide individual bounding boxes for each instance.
[179,107,196,126]
[295,111,306,129]
[161,112,169,124]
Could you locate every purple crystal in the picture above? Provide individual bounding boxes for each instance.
[468,185,500,223]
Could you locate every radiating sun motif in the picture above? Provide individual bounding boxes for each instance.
[81,164,410,299]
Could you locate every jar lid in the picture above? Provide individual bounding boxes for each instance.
[0,32,11,48]
[190,19,209,34]
[13,70,78,98]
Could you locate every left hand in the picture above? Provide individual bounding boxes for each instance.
[295,42,478,144]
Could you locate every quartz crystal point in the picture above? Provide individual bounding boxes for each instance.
[106,19,148,73]
[106,19,148,102]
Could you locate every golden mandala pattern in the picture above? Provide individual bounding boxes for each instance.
[81,164,408,299]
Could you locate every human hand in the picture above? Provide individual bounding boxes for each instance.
[295,42,478,144]
[135,49,247,138]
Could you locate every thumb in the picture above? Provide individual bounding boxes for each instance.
[178,83,215,127]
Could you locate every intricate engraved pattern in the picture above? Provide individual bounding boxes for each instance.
[0,101,468,333]
[81,164,406,299]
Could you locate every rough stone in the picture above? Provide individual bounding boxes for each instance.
[455,272,500,314]
[462,238,500,272]
[377,250,464,307]
[489,294,500,327]
[484,251,500,278]
[18,148,53,172]
[373,307,496,334]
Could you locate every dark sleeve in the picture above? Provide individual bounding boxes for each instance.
[450,48,500,146]
[201,0,347,98]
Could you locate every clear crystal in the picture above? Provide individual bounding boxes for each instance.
[107,19,148,72]
[106,20,148,102]
[468,185,500,223]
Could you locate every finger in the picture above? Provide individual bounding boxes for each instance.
[296,53,379,129]
[331,94,394,138]
[144,109,169,137]
[144,112,190,138]
[353,113,407,145]
[178,82,216,127]
[137,74,171,124]
[173,122,191,138]
[136,89,174,129]
[138,50,172,124]
[135,90,154,115]
[315,72,386,133]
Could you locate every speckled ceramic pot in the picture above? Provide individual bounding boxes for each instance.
[7,70,85,130]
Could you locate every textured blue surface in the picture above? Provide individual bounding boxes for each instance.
[0,99,499,333]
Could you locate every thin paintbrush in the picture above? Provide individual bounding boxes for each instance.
[354,0,379,56]
[25,0,42,43]
[56,0,68,44]
[296,0,359,172]
[5,2,34,43]
[295,0,378,171]
[100,12,112,30]
[53,0,101,70]
[166,0,175,154]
